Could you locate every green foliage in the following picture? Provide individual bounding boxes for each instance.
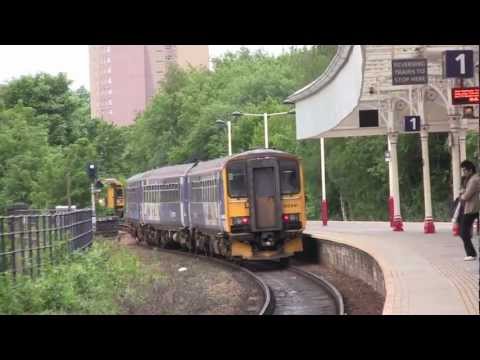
[1,73,85,146]
[0,47,477,221]
[0,73,129,211]
[96,205,116,217]
[0,106,51,208]
[123,47,336,176]
[325,137,389,220]
[0,241,162,314]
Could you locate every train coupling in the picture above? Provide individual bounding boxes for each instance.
[260,232,275,247]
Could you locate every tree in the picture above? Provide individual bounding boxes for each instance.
[31,138,97,209]
[91,119,128,178]
[0,106,51,209]
[0,73,103,210]
[121,46,337,218]
[1,73,90,146]
[3,45,464,221]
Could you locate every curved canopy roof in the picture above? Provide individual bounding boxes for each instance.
[285,45,479,140]
[284,45,365,139]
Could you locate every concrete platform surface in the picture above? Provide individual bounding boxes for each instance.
[306,221,479,315]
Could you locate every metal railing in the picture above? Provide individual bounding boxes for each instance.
[0,209,93,279]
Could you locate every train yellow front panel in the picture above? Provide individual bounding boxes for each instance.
[281,162,307,228]
[231,240,253,258]
[284,237,303,254]
[282,197,303,212]
[228,200,249,218]
[107,187,115,209]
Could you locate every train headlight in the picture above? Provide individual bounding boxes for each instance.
[232,216,249,225]
[290,213,300,222]
[282,213,300,222]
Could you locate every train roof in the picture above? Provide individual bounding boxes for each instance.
[188,156,229,176]
[188,149,298,176]
[231,148,294,160]
[101,178,123,186]
[127,149,299,182]
[126,172,145,183]
[127,163,195,184]
[144,163,195,180]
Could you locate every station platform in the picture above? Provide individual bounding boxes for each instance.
[306,221,479,315]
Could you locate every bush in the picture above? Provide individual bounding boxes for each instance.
[96,205,116,217]
[0,240,162,314]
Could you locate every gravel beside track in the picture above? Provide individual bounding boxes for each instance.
[117,231,271,315]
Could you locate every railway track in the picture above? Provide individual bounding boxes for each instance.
[243,261,344,315]
[120,227,343,315]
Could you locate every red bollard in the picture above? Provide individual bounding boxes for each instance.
[424,218,436,234]
[321,199,328,226]
[392,216,404,231]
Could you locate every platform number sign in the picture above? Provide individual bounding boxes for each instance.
[404,116,421,132]
[444,50,474,78]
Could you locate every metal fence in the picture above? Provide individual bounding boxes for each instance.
[0,209,93,279]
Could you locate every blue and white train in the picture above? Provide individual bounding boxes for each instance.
[125,149,306,263]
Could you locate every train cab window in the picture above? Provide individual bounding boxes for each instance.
[115,188,123,198]
[227,161,247,198]
[279,159,300,195]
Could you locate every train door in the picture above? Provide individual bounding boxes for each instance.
[247,158,282,232]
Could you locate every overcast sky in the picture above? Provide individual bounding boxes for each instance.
[0,45,302,91]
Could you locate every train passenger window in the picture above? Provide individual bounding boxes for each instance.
[227,161,247,198]
[210,179,213,202]
[279,160,300,195]
[208,180,211,202]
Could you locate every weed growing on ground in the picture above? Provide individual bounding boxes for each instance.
[0,240,164,314]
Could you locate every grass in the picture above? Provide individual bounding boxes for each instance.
[0,238,164,315]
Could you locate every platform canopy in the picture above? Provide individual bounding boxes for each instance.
[285,45,479,140]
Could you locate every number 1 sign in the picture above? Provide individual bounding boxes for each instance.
[444,50,474,78]
[404,116,421,132]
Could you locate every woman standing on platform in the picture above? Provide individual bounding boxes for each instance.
[459,160,479,261]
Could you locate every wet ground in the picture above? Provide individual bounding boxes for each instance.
[258,269,336,315]
[293,261,385,315]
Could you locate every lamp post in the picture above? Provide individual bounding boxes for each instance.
[232,109,295,149]
[215,119,232,156]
